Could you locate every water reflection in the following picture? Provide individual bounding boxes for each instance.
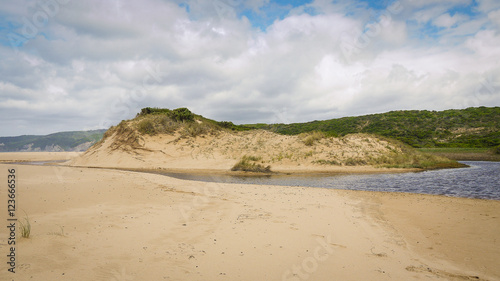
[161,161,500,200]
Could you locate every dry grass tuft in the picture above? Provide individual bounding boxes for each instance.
[231,155,271,173]
[300,131,326,146]
[19,213,31,238]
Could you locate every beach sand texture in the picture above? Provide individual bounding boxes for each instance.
[0,152,499,280]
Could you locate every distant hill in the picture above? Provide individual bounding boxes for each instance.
[239,107,500,148]
[0,130,106,152]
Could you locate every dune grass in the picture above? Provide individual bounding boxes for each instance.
[299,131,326,146]
[369,139,467,169]
[231,155,271,173]
[313,159,340,165]
[19,213,31,238]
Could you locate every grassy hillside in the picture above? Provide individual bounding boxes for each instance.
[238,107,500,149]
[0,130,106,152]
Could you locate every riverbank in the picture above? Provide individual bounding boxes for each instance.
[418,148,500,162]
[0,153,498,280]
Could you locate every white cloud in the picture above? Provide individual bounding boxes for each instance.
[488,9,500,26]
[466,30,500,58]
[0,0,499,136]
[434,13,468,27]
[475,0,500,13]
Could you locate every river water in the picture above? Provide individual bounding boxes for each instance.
[7,160,499,200]
[161,161,500,200]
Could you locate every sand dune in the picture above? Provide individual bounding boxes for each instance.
[0,153,498,280]
[68,122,444,173]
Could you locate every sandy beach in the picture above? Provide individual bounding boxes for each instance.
[0,153,499,280]
[0,152,81,163]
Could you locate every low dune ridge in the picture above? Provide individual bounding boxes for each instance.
[69,110,459,172]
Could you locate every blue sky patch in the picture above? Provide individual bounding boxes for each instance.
[179,2,190,14]
[356,0,395,10]
[239,0,313,30]
[448,0,478,17]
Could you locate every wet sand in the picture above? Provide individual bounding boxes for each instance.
[0,153,498,280]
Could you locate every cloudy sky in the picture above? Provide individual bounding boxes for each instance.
[1,0,499,136]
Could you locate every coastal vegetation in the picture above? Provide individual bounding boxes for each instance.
[418,147,500,161]
[239,107,500,149]
[135,107,220,138]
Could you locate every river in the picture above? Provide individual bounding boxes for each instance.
[160,161,500,200]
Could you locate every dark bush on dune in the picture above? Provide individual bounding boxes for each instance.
[138,107,195,122]
[170,108,194,122]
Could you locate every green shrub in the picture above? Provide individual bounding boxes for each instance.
[217,121,235,129]
[137,107,195,122]
[170,108,194,122]
[138,107,172,116]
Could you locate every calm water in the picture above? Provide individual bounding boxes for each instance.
[161,161,500,200]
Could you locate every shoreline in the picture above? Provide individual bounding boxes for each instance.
[8,162,499,202]
[418,148,500,162]
[0,151,82,162]
[67,164,424,176]
[1,153,492,202]
[0,151,460,175]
